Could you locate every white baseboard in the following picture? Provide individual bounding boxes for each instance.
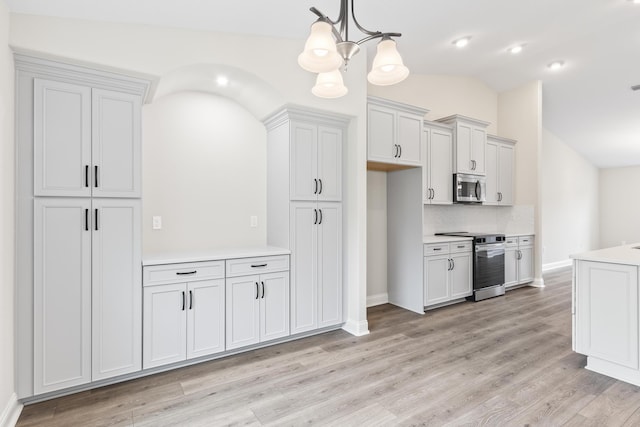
[543,259,572,272]
[530,277,545,288]
[0,393,23,427]
[367,293,389,307]
[342,319,370,337]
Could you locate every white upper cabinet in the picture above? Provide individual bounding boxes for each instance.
[436,115,490,175]
[367,97,428,167]
[423,122,453,205]
[34,79,142,198]
[485,135,515,206]
[290,121,343,202]
[34,79,92,197]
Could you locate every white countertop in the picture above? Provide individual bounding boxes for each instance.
[571,243,640,266]
[423,235,474,244]
[506,233,535,238]
[143,246,291,266]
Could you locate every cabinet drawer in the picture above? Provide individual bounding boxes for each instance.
[518,236,534,247]
[424,243,450,256]
[505,237,518,247]
[450,241,472,253]
[143,261,225,286]
[226,255,289,277]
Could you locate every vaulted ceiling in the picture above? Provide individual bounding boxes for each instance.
[6,0,640,168]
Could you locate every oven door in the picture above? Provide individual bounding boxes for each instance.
[474,243,505,289]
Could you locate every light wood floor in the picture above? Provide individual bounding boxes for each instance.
[17,268,640,426]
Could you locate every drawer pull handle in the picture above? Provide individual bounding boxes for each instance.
[457,245,465,249]
[176,271,197,276]
[251,264,268,268]
[433,248,442,251]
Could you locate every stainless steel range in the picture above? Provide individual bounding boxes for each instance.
[436,232,506,301]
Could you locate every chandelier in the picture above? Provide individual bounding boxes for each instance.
[298,0,409,98]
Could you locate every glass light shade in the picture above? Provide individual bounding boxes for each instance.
[298,21,343,73]
[367,39,410,86]
[311,70,348,98]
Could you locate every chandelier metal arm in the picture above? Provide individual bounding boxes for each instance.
[355,32,402,46]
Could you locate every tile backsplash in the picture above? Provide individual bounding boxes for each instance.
[423,204,535,236]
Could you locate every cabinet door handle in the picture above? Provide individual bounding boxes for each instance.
[94,208,99,231]
[398,144,402,158]
[318,209,323,225]
[314,178,318,195]
[261,281,265,299]
[85,165,89,188]
[447,259,452,271]
[255,282,259,300]
[251,264,267,268]
[181,291,186,311]
[318,179,323,194]
[84,209,89,231]
[176,271,197,275]
[393,144,399,158]
[94,165,99,188]
[431,188,435,200]
[314,208,318,225]
[189,290,193,310]
[451,258,455,270]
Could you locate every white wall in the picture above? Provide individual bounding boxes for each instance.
[142,92,267,254]
[366,171,387,306]
[541,128,599,267]
[0,0,16,423]
[599,166,640,249]
[9,14,371,334]
[498,81,543,285]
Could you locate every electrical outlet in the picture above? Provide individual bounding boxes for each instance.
[152,216,162,230]
[250,216,258,228]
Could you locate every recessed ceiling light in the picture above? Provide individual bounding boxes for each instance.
[508,45,524,54]
[453,37,471,48]
[629,0,640,4]
[216,76,229,87]
[547,61,565,71]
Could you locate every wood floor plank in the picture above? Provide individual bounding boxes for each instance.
[17,267,640,427]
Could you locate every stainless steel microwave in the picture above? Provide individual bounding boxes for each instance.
[454,173,486,203]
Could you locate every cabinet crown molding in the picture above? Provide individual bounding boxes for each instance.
[13,51,154,101]
[423,119,453,132]
[262,104,351,131]
[436,114,491,128]
[367,96,430,117]
[487,134,517,145]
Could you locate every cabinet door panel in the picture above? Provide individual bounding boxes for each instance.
[290,202,318,334]
[367,104,395,162]
[471,127,487,174]
[260,272,290,342]
[504,248,519,288]
[317,126,342,202]
[317,203,343,328]
[577,261,638,369]
[187,279,225,358]
[455,123,472,174]
[396,112,422,166]
[143,283,187,369]
[484,142,499,205]
[92,199,141,380]
[498,144,514,205]
[290,122,318,201]
[92,89,141,198]
[34,79,91,197]
[226,275,260,350]
[34,198,92,394]
[518,247,535,284]
[424,255,450,306]
[429,128,453,204]
[450,253,472,299]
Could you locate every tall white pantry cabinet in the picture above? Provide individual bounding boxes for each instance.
[264,106,349,335]
[15,54,150,398]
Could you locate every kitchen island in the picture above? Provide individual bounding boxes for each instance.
[572,244,640,386]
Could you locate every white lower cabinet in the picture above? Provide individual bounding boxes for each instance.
[290,202,342,334]
[143,262,226,369]
[424,242,472,307]
[34,198,141,394]
[505,235,535,288]
[226,268,290,351]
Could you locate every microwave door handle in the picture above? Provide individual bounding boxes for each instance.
[475,181,480,200]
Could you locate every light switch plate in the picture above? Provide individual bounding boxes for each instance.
[250,216,258,228]
[152,216,162,230]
